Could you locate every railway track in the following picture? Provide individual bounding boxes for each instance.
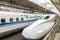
[0,30,26,40]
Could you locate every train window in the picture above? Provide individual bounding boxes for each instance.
[1,18,6,23]
[16,18,19,22]
[21,18,24,21]
[21,15,23,16]
[24,15,26,16]
[9,18,13,22]
[29,16,34,18]
[26,16,28,19]
[40,16,49,20]
[45,16,49,19]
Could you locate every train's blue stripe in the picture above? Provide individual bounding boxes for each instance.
[0,19,36,27]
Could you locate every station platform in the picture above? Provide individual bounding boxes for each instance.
[54,33,60,40]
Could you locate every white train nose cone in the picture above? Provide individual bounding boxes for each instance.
[22,22,55,39]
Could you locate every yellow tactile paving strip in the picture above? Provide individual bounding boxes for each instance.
[54,33,60,40]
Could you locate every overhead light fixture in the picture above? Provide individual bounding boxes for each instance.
[28,0,50,4]
[0,7,6,9]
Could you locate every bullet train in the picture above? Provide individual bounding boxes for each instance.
[0,11,41,37]
[22,14,56,40]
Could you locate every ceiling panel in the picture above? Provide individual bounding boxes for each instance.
[51,0,60,11]
[0,0,55,13]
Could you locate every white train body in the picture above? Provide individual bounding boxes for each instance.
[0,11,41,37]
[22,14,56,39]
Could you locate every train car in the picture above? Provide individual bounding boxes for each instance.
[22,14,56,40]
[0,11,41,37]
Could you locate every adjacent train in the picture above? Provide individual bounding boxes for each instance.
[0,11,41,37]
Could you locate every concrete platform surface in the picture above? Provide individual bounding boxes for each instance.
[54,33,60,40]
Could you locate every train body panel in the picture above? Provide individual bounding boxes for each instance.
[0,11,41,37]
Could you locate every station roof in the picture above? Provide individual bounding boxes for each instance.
[51,0,60,12]
[0,0,58,14]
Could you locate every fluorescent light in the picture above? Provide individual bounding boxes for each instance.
[28,0,50,4]
[0,7,6,9]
